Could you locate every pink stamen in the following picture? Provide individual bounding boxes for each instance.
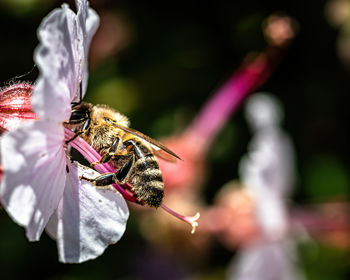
[161,203,200,234]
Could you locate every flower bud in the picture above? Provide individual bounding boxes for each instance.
[0,83,37,134]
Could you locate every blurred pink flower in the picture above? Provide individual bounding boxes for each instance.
[203,182,261,248]
[159,52,280,192]
[0,0,129,263]
[158,14,297,191]
[263,14,298,47]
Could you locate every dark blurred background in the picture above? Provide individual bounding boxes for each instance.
[1,0,349,279]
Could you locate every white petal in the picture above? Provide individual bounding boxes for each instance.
[76,0,100,101]
[33,4,78,121]
[0,120,67,241]
[81,7,99,98]
[32,2,100,120]
[46,162,129,263]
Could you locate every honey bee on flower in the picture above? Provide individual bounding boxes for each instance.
[0,0,130,263]
[0,0,199,263]
[65,100,181,208]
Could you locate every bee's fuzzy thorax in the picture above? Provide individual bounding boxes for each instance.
[92,104,130,127]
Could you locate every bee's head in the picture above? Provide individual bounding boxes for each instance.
[67,101,92,125]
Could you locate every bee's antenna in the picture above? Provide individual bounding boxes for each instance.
[7,64,37,83]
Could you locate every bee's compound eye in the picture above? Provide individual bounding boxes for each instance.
[69,110,87,124]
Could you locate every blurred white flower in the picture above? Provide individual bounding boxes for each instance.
[241,93,294,239]
[0,0,129,263]
[229,93,303,280]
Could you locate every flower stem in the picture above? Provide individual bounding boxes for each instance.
[186,48,284,151]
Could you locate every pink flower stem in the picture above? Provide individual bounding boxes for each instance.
[291,207,350,233]
[186,47,284,151]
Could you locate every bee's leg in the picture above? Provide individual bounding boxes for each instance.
[90,137,120,167]
[115,154,135,184]
[65,118,91,144]
[94,139,141,166]
[123,139,143,159]
[80,172,116,188]
[81,154,135,187]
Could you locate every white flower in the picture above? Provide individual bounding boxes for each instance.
[0,0,129,263]
[229,93,304,280]
[240,93,294,239]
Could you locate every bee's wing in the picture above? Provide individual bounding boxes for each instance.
[150,144,178,163]
[105,118,182,161]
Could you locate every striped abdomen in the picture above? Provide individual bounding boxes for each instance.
[130,153,164,207]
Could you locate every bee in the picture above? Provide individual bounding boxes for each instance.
[64,101,181,208]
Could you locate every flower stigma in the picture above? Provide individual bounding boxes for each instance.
[161,204,200,234]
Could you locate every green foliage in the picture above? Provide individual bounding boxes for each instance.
[300,241,350,280]
[304,156,350,200]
